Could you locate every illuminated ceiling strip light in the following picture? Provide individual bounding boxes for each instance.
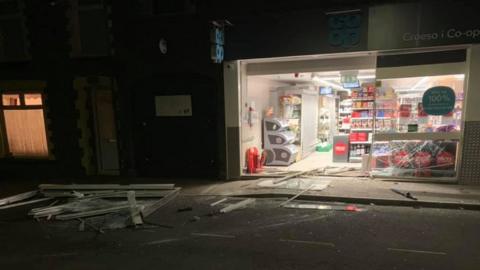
[411,77,429,90]
[311,75,375,81]
[312,76,339,80]
[357,75,376,79]
[316,79,348,91]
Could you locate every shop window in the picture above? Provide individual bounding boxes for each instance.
[375,74,464,134]
[1,92,49,157]
[371,74,464,179]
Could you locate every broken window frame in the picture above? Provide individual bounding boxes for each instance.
[371,63,467,182]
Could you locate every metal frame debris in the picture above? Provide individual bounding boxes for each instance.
[0,183,180,232]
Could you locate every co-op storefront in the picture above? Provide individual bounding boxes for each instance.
[222,3,480,184]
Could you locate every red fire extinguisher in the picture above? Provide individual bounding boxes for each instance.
[246,147,259,173]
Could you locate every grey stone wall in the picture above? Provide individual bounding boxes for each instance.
[460,121,480,184]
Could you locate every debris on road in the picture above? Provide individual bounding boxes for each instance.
[272,170,317,184]
[219,198,256,213]
[257,178,330,191]
[0,190,38,206]
[210,198,227,206]
[0,183,180,232]
[0,197,53,210]
[391,188,418,201]
[279,184,315,207]
[283,202,364,212]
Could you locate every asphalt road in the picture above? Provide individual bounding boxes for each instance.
[0,195,479,270]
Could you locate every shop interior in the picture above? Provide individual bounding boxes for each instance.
[241,60,464,180]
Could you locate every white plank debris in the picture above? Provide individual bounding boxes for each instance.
[272,169,318,184]
[210,198,227,206]
[1,183,179,231]
[0,190,38,206]
[279,184,315,207]
[219,198,255,213]
[39,184,175,191]
[41,190,172,198]
[0,197,53,210]
[141,188,180,218]
[56,205,134,220]
[127,191,144,226]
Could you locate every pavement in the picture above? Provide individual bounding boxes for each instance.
[1,175,480,210]
[180,176,480,210]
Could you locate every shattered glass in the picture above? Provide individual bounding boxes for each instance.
[370,140,458,178]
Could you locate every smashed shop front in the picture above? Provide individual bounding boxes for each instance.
[222,2,480,184]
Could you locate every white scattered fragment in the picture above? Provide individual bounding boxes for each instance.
[387,247,447,255]
[219,198,255,213]
[210,198,228,206]
[279,239,335,247]
[0,190,38,206]
[191,233,235,239]
[143,238,181,245]
[0,197,53,210]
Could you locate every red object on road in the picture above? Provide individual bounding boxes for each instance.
[345,205,359,212]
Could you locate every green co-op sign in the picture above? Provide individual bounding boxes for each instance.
[422,86,456,115]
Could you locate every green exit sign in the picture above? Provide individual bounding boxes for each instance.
[341,74,358,84]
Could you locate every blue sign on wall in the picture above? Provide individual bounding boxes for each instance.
[422,86,456,115]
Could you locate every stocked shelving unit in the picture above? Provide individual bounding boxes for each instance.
[348,84,376,162]
[338,98,352,134]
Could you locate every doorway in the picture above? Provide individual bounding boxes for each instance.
[91,80,120,175]
[238,54,377,177]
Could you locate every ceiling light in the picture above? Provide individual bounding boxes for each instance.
[357,75,376,79]
[316,79,348,91]
[312,76,340,81]
[411,77,429,90]
[454,74,465,79]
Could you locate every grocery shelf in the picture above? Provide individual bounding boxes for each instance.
[351,117,373,120]
[351,108,373,110]
[352,98,375,101]
[375,98,397,101]
[350,141,371,144]
[373,132,461,141]
[351,128,373,131]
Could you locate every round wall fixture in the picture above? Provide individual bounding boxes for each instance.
[159,38,167,54]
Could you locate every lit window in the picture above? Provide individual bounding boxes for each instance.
[24,93,43,105]
[2,94,20,106]
[1,92,49,157]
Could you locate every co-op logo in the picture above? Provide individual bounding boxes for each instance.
[328,13,361,47]
[403,28,480,42]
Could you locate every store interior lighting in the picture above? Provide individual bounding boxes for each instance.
[311,73,348,91]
